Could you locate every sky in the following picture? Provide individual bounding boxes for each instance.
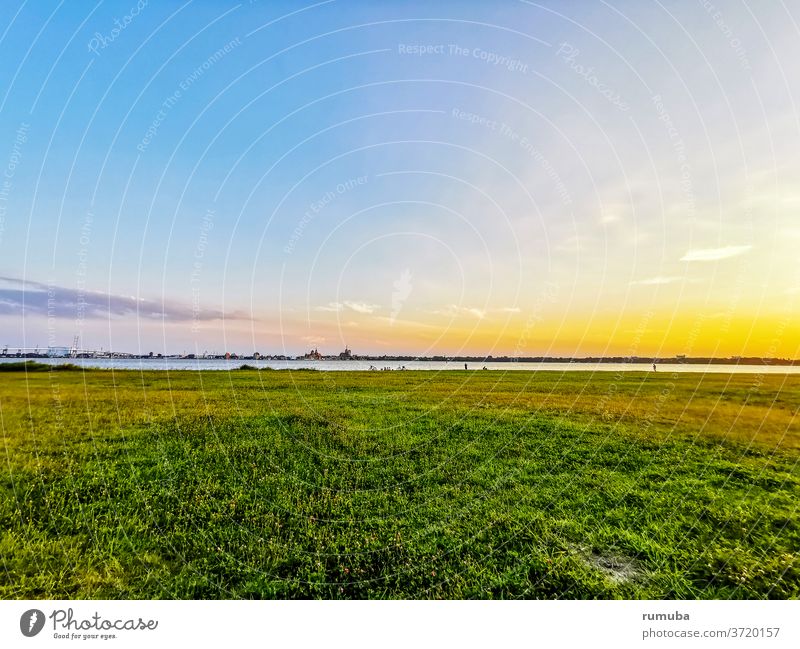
[0,0,798,358]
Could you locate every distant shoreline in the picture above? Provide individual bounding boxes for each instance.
[2,353,797,365]
[4,358,800,375]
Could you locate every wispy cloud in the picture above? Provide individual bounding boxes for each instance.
[315,302,344,312]
[344,301,379,314]
[432,304,486,320]
[315,301,380,314]
[0,276,249,321]
[314,302,344,312]
[680,245,751,261]
[630,276,682,286]
[390,269,413,325]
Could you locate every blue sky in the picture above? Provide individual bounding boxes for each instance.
[1,1,798,356]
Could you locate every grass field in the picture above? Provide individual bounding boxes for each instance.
[1,366,799,599]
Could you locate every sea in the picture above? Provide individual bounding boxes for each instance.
[2,358,798,373]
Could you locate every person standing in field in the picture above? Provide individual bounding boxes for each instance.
[464,363,468,370]
[653,363,656,372]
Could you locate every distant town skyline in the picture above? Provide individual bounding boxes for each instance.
[3,340,797,365]
[1,2,798,358]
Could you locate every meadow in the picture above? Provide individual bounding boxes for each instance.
[1,364,798,599]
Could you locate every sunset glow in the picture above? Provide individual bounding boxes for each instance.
[1,1,798,358]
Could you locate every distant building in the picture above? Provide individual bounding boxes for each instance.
[253,352,261,360]
[303,348,322,360]
[338,347,352,360]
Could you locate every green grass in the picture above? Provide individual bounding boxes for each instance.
[1,369,798,599]
[0,360,80,372]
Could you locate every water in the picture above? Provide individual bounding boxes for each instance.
[2,357,798,373]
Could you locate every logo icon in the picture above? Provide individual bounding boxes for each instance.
[20,609,45,637]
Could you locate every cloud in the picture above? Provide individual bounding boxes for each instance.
[390,269,413,325]
[630,276,682,286]
[0,276,249,322]
[432,304,486,320]
[680,245,751,261]
[315,301,380,314]
[315,302,344,312]
[343,301,379,314]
